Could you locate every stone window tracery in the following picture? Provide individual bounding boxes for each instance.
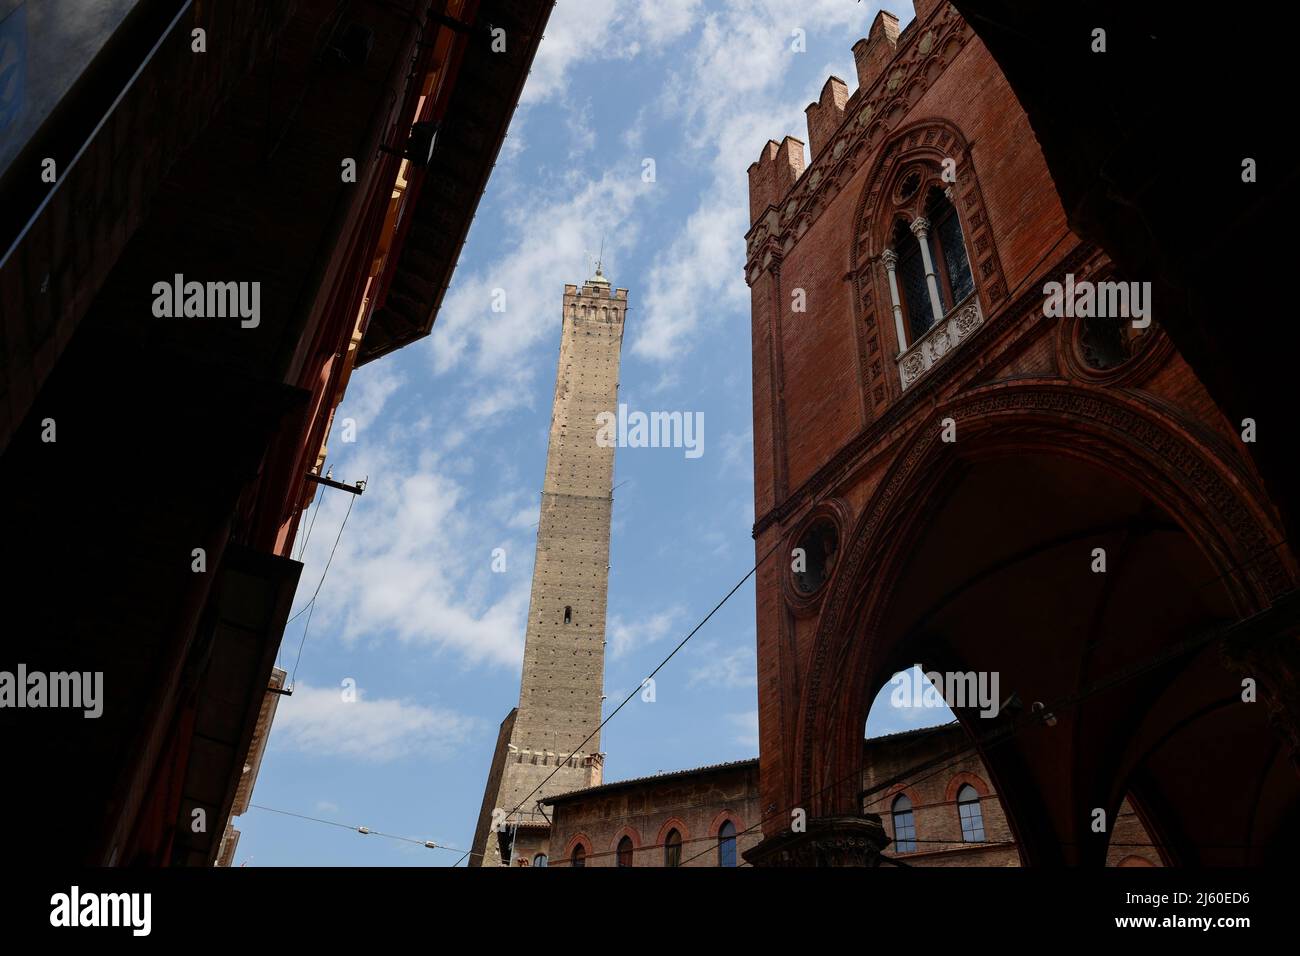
[881,186,975,352]
[855,123,1003,400]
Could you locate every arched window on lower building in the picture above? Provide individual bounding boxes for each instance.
[616,836,634,867]
[664,829,682,867]
[717,820,737,867]
[891,793,917,853]
[957,784,985,842]
[571,845,586,868]
[533,853,548,868]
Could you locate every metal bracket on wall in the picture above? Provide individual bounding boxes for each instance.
[305,471,367,495]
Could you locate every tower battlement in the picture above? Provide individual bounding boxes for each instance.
[746,2,952,224]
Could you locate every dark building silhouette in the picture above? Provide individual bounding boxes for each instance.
[0,0,551,865]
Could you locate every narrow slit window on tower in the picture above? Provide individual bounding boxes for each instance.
[564,606,572,625]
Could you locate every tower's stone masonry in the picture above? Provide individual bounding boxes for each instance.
[469,270,627,866]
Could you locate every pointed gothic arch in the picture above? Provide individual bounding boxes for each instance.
[849,118,1009,410]
[790,381,1294,863]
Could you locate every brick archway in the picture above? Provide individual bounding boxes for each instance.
[656,817,691,846]
[792,380,1294,862]
[708,810,745,837]
[561,832,592,864]
[609,825,643,855]
[944,771,991,804]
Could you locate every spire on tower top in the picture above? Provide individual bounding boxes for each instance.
[588,234,609,285]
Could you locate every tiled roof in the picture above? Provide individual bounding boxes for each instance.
[863,722,961,744]
[544,757,759,805]
[543,724,962,805]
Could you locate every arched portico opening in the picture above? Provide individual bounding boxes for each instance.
[793,382,1297,866]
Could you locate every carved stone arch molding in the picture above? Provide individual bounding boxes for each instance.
[792,381,1294,815]
[850,119,1009,414]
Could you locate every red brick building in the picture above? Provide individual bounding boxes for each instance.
[743,2,1299,865]
[540,726,1159,867]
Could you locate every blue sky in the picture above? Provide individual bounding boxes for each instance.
[236,0,944,867]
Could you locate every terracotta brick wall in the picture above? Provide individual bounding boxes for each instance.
[544,728,1162,866]
[548,762,764,867]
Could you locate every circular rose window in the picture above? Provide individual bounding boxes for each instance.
[793,517,839,595]
[1078,314,1132,371]
[895,169,922,204]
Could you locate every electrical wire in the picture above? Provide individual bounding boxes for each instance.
[317,556,1277,870]
[289,494,357,687]
[260,473,1289,866]
[286,478,361,629]
[497,535,788,835]
[248,803,471,857]
[278,481,327,672]
[665,551,1293,870]
[296,479,325,562]
[490,527,1291,867]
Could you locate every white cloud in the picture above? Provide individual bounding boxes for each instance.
[488,488,541,532]
[565,97,597,157]
[634,190,749,360]
[632,0,874,362]
[270,683,479,762]
[294,416,534,668]
[727,709,759,750]
[340,366,403,433]
[719,426,753,478]
[648,368,682,396]
[607,608,683,659]
[429,169,646,393]
[639,0,704,47]
[688,642,756,689]
[523,0,700,106]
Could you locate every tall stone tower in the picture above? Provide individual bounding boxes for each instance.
[469,267,627,867]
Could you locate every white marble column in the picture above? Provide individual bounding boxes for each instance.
[910,216,945,327]
[881,248,907,352]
